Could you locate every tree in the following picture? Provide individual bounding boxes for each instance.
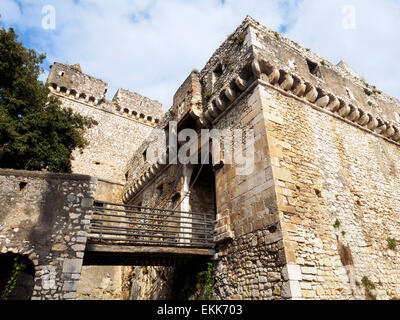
[0,28,97,173]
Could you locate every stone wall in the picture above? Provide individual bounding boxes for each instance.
[76,266,124,300]
[46,62,166,300]
[0,169,96,300]
[260,82,400,300]
[209,85,287,300]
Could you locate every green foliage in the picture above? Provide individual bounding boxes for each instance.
[333,219,341,229]
[192,69,199,74]
[0,256,26,300]
[362,276,377,300]
[273,31,281,41]
[386,237,399,250]
[223,57,231,67]
[196,262,215,300]
[0,27,97,173]
[232,34,245,45]
[320,60,326,66]
[204,92,212,101]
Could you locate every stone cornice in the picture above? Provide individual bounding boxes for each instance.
[249,57,400,145]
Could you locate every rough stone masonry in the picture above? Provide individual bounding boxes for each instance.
[1,16,400,300]
[122,16,400,300]
[0,169,96,300]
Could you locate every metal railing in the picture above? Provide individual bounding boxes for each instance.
[88,201,216,249]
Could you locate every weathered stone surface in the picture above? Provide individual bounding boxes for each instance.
[0,170,95,300]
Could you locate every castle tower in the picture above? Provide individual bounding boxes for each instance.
[122,16,400,300]
[47,62,163,198]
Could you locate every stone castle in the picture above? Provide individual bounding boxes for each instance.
[1,16,400,300]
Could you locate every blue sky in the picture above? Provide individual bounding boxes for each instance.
[1,0,400,110]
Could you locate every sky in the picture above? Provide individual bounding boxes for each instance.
[0,0,399,110]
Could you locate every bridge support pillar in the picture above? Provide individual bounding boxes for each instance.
[180,165,195,245]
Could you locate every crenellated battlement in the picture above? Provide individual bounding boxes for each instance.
[47,62,163,125]
[47,62,108,105]
[112,88,162,124]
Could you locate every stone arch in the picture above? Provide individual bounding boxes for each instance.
[139,113,145,119]
[70,89,77,97]
[0,253,35,300]
[60,87,67,94]
[132,111,138,117]
[147,116,153,122]
[89,96,96,104]
[79,93,87,100]
[123,108,130,114]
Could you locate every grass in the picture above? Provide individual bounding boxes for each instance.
[387,237,399,250]
[204,92,212,101]
[223,57,231,67]
[361,276,377,300]
[333,219,341,229]
[232,34,245,45]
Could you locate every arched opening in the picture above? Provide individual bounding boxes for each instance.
[124,108,129,114]
[0,253,35,300]
[79,93,87,101]
[70,89,77,97]
[60,87,67,94]
[89,96,96,104]
[132,111,138,117]
[147,116,153,122]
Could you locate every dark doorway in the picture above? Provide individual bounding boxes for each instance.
[189,163,216,216]
[0,253,35,300]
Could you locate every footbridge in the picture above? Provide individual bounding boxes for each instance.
[83,201,216,266]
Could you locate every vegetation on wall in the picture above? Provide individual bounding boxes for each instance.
[0,256,26,300]
[172,260,216,300]
[0,28,97,173]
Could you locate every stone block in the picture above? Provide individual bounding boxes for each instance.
[301,266,317,275]
[63,292,77,300]
[71,244,86,252]
[62,259,82,274]
[81,198,94,208]
[282,264,302,281]
[63,280,79,292]
[281,280,302,299]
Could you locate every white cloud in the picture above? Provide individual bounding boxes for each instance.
[0,0,21,24]
[285,0,400,99]
[1,0,399,110]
